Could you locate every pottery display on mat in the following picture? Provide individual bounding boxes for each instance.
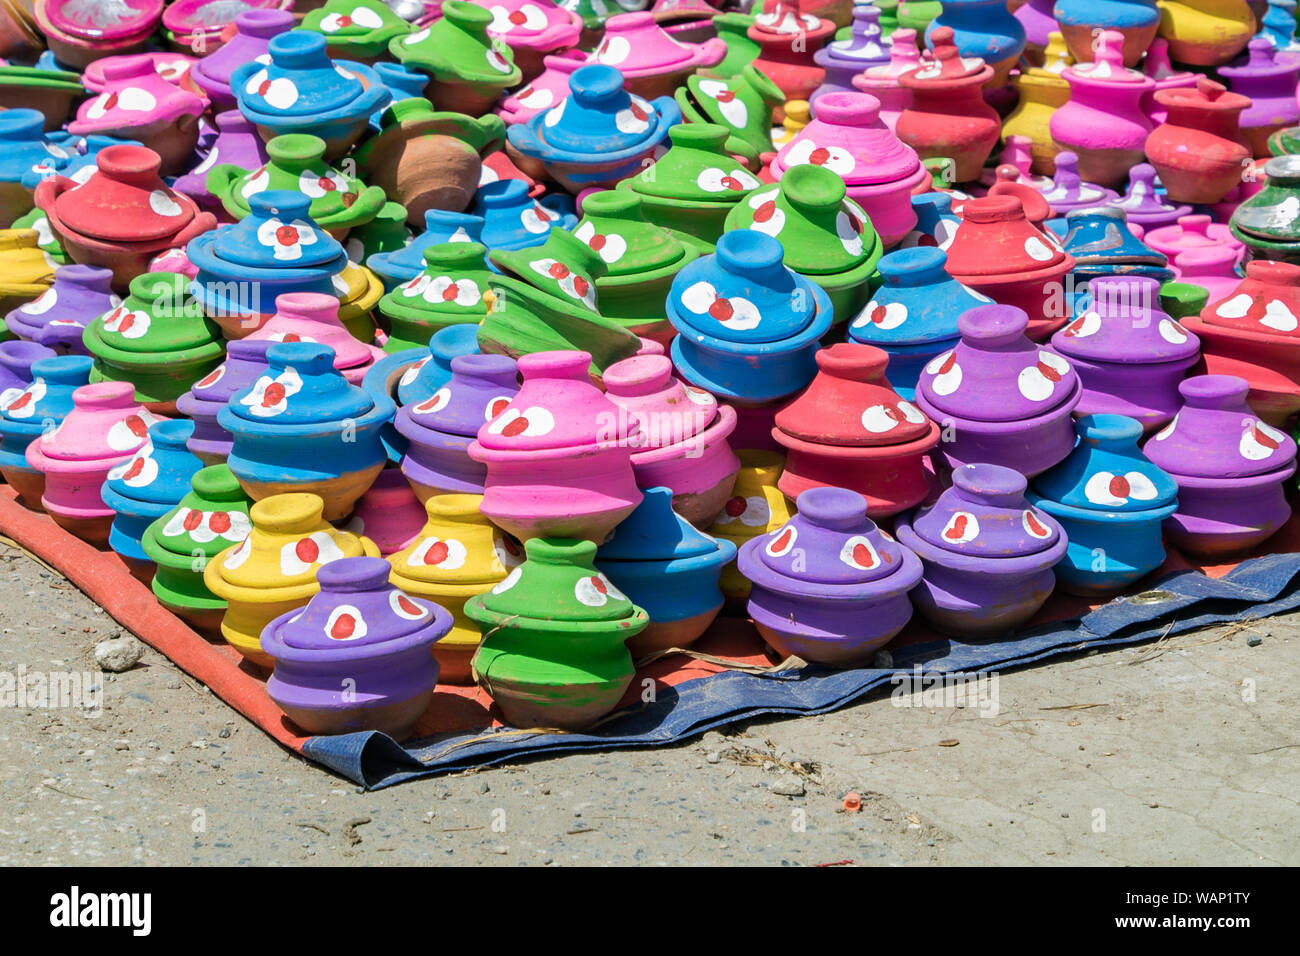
[243,291,384,386]
[465,536,648,730]
[1145,77,1251,206]
[344,467,424,556]
[34,0,162,69]
[475,0,582,81]
[706,448,794,603]
[5,264,117,356]
[1229,156,1300,264]
[602,354,740,527]
[1219,38,1300,159]
[1109,164,1192,231]
[850,26,921,134]
[472,178,575,252]
[188,8,297,112]
[811,5,890,103]
[377,243,495,353]
[390,1,521,117]
[34,144,218,293]
[172,112,270,218]
[847,246,988,400]
[497,48,586,125]
[925,0,1025,86]
[367,208,486,293]
[140,463,254,635]
[299,0,413,63]
[896,26,999,185]
[467,349,643,542]
[262,555,450,738]
[204,492,380,668]
[1028,414,1179,595]
[0,353,91,508]
[0,109,64,229]
[896,462,1067,635]
[666,230,834,406]
[1050,276,1199,431]
[1145,375,1297,556]
[675,65,786,170]
[738,485,923,666]
[746,0,835,106]
[23,380,162,544]
[388,492,521,683]
[723,163,881,323]
[916,304,1081,477]
[1000,43,1071,177]
[595,485,735,655]
[175,338,274,465]
[772,343,940,517]
[1156,0,1254,66]
[1053,0,1159,66]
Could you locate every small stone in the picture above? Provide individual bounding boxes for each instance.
[491,845,508,855]
[770,778,805,797]
[873,649,894,668]
[218,727,231,739]
[1147,802,1159,809]
[93,636,144,673]
[706,752,720,764]
[191,740,208,750]
[1247,634,1262,647]
[478,781,490,794]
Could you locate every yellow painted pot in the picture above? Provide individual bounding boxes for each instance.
[1157,0,1254,67]
[1003,66,1071,176]
[0,228,54,314]
[771,99,811,147]
[336,261,384,345]
[706,450,796,604]
[204,492,379,669]
[387,493,522,684]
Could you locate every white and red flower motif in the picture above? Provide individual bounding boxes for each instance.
[240,367,303,418]
[1214,294,1299,333]
[715,494,771,527]
[86,86,156,119]
[836,205,866,256]
[399,356,429,387]
[1159,318,1189,344]
[492,566,523,593]
[840,535,880,570]
[1240,419,1286,461]
[1022,509,1053,539]
[426,276,482,307]
[1083,471,1158,507]
[514,85,553,111]
[101,305,151,339]
[697,79,748,127]
[487,405,555,438]
[684,386,715,408]
[390,590,428,620]
[320,6,385,31]
[746,188,785,237]
[22,288,57,315]
[697,166,759,193]
[926,350,962,395]
[106,411,156,452]
[240,165,271,199]
[1017,351,1070,402]
[164,507,250,544]
[489,3,547,32]
[2,379,44,419]
[575,221,627,264]
[783,138,855,177]
[486,42,513,74]
[765,522,798,556]
[299,167,349,199]
[149,189,184,217]
[108,449,158,488]
[414,386,452,416]
[592,33,631,65]
[280,532,345,576]
[853,300,907,331]
[901,218,959,251]
[325,604,366,641]
[1061,310,1101,338]
[266,331,317,344]
[861,400,926,434]
[408,535,468,570]
[576,573,624,606]
[941,510,979,544]
[521,202,557,234]
[244,70,299,110]
[223,536,252,569]
[615,97,653,135]
[679,280,761,332]
[256,217,318,261]
[528,258,596,309]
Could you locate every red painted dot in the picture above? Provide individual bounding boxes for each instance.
[509,9,526,23]
[123,458,145,480]
[397,594,422,615]
[8,391,32,411]
[884,405,902,422]
[1064,316,1087,336]
[919,234,938,247]
[338,14,353,26]
[945,514,969,540]
[591,576,607,594]
[502,416,530,437]
[533,204,553,221]
[771,527,793,551]
[295,537,320,564]
[754,201,776,223]
[631,102,648,121]
[852,543,876,568]
[125,415,148,438]
[548,262,569,279]
[938,353,957,375]
[330,613,356,640]
[442,282,460,302]
[488,398,511,417]
[423,541,450,565]
[572,275,589,297]
[724,496,746,517]
[809,147,830,165]
[1025,512,1048,536]
[275,225,298,246]
[196,367,223,388]
[709,298,734,321]
[280,333,302,343]
[183,510,203,531]
[590,234,607,251]
[870,305,888,324]
[118,314,135,333]
[716,90,735,103]
[208,512,232,534]
[1037,360,1062,383]
[257,79,272,96]
[262,382,286,407]
[1254,426,1280,450]
[104,93,119,111]
[721,175,743,190]
[1108,474,1131,499]
[318,176,337,192]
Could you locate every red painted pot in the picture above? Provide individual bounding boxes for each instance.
[1146,77,1252,206]
[747,0,836,105]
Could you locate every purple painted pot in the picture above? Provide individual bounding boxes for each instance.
[1108,163,1191,230]
[5,265,118,355]
[894,463,1066,636]
[172,111,270,216]
[0,340,55,394]
[736,485,922,667]
[174,339,274,465]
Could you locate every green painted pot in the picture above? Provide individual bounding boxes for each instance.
[876,0,900,36]
[299,0,413,62]
[1231,156,1300,263]
[345,200,411,264]
[1158,281,1210,320]
[0,65,84,132]
[675,65,785,169]
[704,13,763,78]
[378,242,495,352]
[897,0,941,33]
[389,1,522,117]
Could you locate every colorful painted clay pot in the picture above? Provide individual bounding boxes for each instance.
[1148,213,1243,265]
[388,492,521,683]
[0,61,84,133]
[163,0,292,53]
[1156,0,1254,66]
[739,486,922,666]
[667,230,834,405]
[346,200,411,265]
[189,8,297,112]
[367,209,485,293]
[467,350,642,542]
[1053,0,1159,66]
[390,2,521,117]
[477,0,582,81]
[1145,78,1251,207]
[465,536,648,729]
[0,339,52,395]
[1229,155,1300,263]
[1062,207,1175,291]
[1109,164,1191,231]
[706,449,794,603]
[1174,247,1241,303]
[233,30,391,161]
[377,243,494,353]
[1219,38,1300,159]
[917,304,1081,476]
[850,26,921,134]
[5,266,117,356]
[0,110,62,229]
[345,467,424,557]
[140,464,253,635]
[300,0,413,63]
[497,48,586,125]
[603,354,740,527]
[1160,280,1210,321]
[1029,414,1178,594]
[898,0,942,32]
[175,338,273,464]
[770,97,811,147]
[926,0,1026,86]
[705,11,762,79]
[244,292,384,386]
[172,112,269,218]
[219,342,394,520]
[1035,152,1118,217]
[747,0,835,106]
[587,10,725,100]
[34,0,162,70]
[473,179,575,252]
[391,324,483,409]
[1259,0,1300,49]
[23,381,162,544]
[812,5,890,102]
[0,353,91,508]
[897,27,999,184]
[0,227,55,315]
[35,145,218,294]
[895,191,961,252]
[204,492,379,667]
[1001,57,1071,178]
[847,246,987,399]
[675,65,786,170]
[595,486,735,655]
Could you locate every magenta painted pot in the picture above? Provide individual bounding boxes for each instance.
[344,467,425,556]
[246,293,384,386]
[850,27,922,133]
[497,49,586,125]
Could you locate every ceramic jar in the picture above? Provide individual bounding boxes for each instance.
[393,324,482,407]
[390,1,521,116]
[368,62,430,130]
[1001,56,1071,177]
[707,11,762,79]
[1109,164,1192,231]
[847,246,987,399]
[465,536,648,730]
[1029,414,1178,594]
[0,109,62,228]
[0,228,55,314]
[1230,156,1300,264]
[1062,208,1175,292]
[176,339,273,464]
[1053,0,1159,66]
[0,340,53,396]
[245,292,384,386]
[738,486,922,666]
[595,486,735,655]
[23,381,162,543]
[1147,213,1242,265]
[850,27,921,134]
[478,0,582,80]
[1156,0,1254,66]
[1146,78,1252,206]
[926,0,1026,86]
[35,145,218,294]
[188,9,296,112]
[667,230,834,406]
[173,112,269,217]
[35,0,162,69]
[367,209,485,293]
[1219,38,1300,159]
[0,60,84,134]
[467,350,642,542]
[1036,152,1119,216]
[0,353,92,508]
[675,65,786,170]
[473,179,575,252]
[388,493,521,683]
[204,492,379,667]
[917,304,1081,476]
[586,10,725,100]
[896,27,999,185]
[812,5,890,102]
[5,265,117,355]
[299,0,413,63]
[747,0,836,106]
[378,243,495,353]
[896,191,961,251]
[706,449,794,603]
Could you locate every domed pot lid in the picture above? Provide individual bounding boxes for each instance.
[189,8,296,97]
[164,0,289,36]
[391,1,521,86]
[385,242,495,321]
[1062,208,1166,267]
[818,5,889,69]
[945,195,1070,279]
[249,291,376,370]
[208,191,343,270]
[1053,276,1199,364]
[774,92,920,188]
[1145,375,1297,479]
[0,355,93,428]
[32,381,160,464]
[71,56,204,135]
[1034,414,1178,513]
[848,246,988,347]
[81,50,195,96]
[90,271,221,356]
[912,462,1062,556]
[1232,156,1300,242]
[775,343,932,447]
[7,264,119,338]
[899,25,992,89]
[48,145,198,244]
[1062,28,1150,87]
[390,493,522,587]
[42,0,163,42]
[482,0,581,44]
[533,64,667,156]
[472,179,576,251]
[599,485,731,562]
[406,353,519,439]
[1199,261,1300,338]
[1038,152,1118,212]
[918,305,1078,422]
[148,464,253,560]
[105,418,203,507]
[572,190,690,277]
[228,342,375,426]
[0,109,62,186]
[235,30,376,119]
[588,10,718,75]
[299,0,411,46]
[489,227,607,313]
[624,123,761,203]
[395,324,482,407]
[602,354,717,445]
[478,536,643,625]
[189,339,274,405]
[1110,164,1191,224]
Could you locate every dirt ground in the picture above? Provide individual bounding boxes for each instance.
[1,537,1296,866]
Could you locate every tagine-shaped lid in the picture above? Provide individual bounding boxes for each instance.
[147,465,253,562]
[755,486,907,586]
[1198,261,1300,338]
[186,339,274,407]
[1062,28,1151,89]
[104,418,203,507]
[530,64,667,157]
[208,191,345,270]
[41,0,163,42]
[1174,247,1241,303]
[775,344,932,446]
[856,24,922,84]
[46,145,198,244]
[5,265,119,351]
[481,0,580,45]
[476,535,643,627]
[598,485,728,562]
[602,354,717,444]
[247,293,377,373]
[0,354,92,433]
[1154,74,1250,124]
[899,25,992,90]
[912,462,1061,556]
[405,353,519,439]
[677,66,785,163]
[237,31,378,120]
[572,190,691,277]
[1062,207,1168,267]
[1146,375,1297,478]
[668,230,818,344]
[945,194,1070,280]
[918,305,1077,421]
[590,10,723,75]
[384,243,496,325]
[300,0,412,55]
[1110,164,1191,227]
[0,342,55,397]
[1038,152,1119,213]
[391,1,521,87]
[775,92,920,187]
[372,209,486,280]
[1148,213,1241,259]
[1034,414,1178,512]
[849,246,987,347]
[390,493,523,588]
[489,227,607,314]
[72,56,204,134]
[1221,35,1300,92]
[818,5,889,70]
[0,110,60,186]
[1231,155,1300,242]
[750,0,829,39]
[190,9,296,104]
[472,179,576,251]
[1053,275,1198,363]
[396,324,482,406]
[29,381,160,464]
[228,342,374,427]
[623,123,761,203]
[499,49,586,122]
[708,448,793,540]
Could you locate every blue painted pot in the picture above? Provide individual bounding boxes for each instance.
[366,208,486,292]
[472,179,575,252]
[1063,207,1175,286]
[926,0,1026,81]
[898,191,962,250]
[369,62,428,130]
[175,339,274,464]
[0,354,92,506]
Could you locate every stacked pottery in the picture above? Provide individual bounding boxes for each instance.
[847,246,988,399]
[5,265,118,354]
[299,0,413,63]
[1001,43,1071,176]
[396,353,519,502]
[602,354,740,527]
[0,354,92,508]
[367,209,486,292]
[0,340,53,395]
[393,324,482,407]
[346,468,424,556]
[220,342,394,521]
[1053,0,1159,65]
[812,5,890,102]
[472,179,575,252]
[850,26,922,134]
[1029,414,1179,594]
[390,1,521,117]
[465,536,649,730]
[101,419,203,580]
[707,449,795,602]
[175,339,274,465]
[916,304,1081,476]
[1051,276,1200,431]
[896,27,999,185]
[204,492,379,668]
[1145,375,1297,556]
[497,49,586,124]
[1156,0,1254,66]
[23,381,162,544]
[262,556,450,739]
[896,192,962,251]
[724,163,881,322]
[82,272,225,414]
[1230,156,1300,264]
[675,65,786,169]
[1219,38,1300,159]
[377,243,496,353]
[188,9,297,111]
[738,486,922,666]
[1109,164,1192,231]
[388,492,521,682]
[35,0,162,69]
[897,460,1068,635]
[925,0,1026,86]
[1174,248,1242,302]
[746,0,835,106]
[467,350,643,543]
[479,0,582,80]
[595,486,735,655]
[173,112,270,217]
[0,109,62,228]
[245,292,384,386]
[1049,30,1154,190]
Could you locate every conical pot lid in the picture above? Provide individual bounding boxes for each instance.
[1052,276,1199,364]
[572,190,688,277]
[238,31,370,119]
[228,342,374,426]
[407,352,519,439]
[598,485,723,561]
[1198,261,1300,338]
[625,122,760,202]
[273,556,441,648]
[150,464,253,560]
[209,191,343,270]
[774,91,920,187]
[52,145,197,244]
[602,354,716,445]
[756,486,907,585]
[913,462,1061,556]
[479,536,640,624]
[1034,414,1179,512]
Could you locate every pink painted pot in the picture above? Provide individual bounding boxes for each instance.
[480,0,583,81]
[585,11,726,101]
[850,27,922,132]
[345,467,425,555]
[497,49,585,125]
[1144,214,1244,265]
[245,293,385,386]
[35,0,163,70]
[468,350,643,543]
